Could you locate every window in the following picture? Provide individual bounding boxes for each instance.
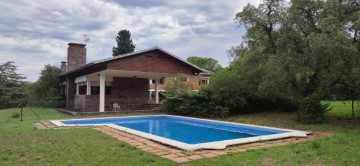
[91,86,99,95]
[78,82,87,95]
[159,78,165,84]
[199,78,209,85]
[79,85,87,95]
[150,78,165,84]
[91,86,112,95]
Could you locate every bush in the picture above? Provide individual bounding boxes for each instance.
[297,95,330,123]
[162,90,229,118]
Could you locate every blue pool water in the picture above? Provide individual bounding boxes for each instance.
[62,116,288,144]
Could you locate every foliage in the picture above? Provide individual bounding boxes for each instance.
[163,90,229,118]
[162,0,360,122]
[29,65,61,107]
[112,29,135,56]
[186,56,222,72]
[226,0,360,123]
[164,74,191,92]
[0,61,26,108]
[297,95,331,123]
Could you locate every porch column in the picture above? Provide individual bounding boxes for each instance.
[99,72,105,112]
[76,83,79,95]
[86,81,91,95]
[155,79,159,104]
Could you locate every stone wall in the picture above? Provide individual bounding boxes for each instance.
[112,77,148,98]
[65,77,75,109]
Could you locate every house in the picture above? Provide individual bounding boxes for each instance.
[148,72,211,95]
[60,43,212,112]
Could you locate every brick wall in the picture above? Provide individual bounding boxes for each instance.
[67,43,86,72]
[107,51,195,74]
[149,76,201,91]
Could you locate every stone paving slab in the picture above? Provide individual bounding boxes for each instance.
[36,120,332,163]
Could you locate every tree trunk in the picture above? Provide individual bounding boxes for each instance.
[351,97,355,120]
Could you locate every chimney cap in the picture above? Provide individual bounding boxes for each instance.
[61,61,67,64]
[68,42,86,46]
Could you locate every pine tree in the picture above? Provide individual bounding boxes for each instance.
[0,61,26,108]
[112,29,135,56]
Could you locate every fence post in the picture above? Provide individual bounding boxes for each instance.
[20,102,23,121]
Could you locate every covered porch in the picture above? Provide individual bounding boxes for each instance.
[73,69,177,112]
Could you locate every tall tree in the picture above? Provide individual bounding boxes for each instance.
[30,65,61,107]
[112,29,135,56]
[0,61,26,108]
[235,0,284,54]
[186,56,222,72]
[229,0,360,122]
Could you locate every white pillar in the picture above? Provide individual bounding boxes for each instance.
[76,83,79,95]
[99,73,105,112]
[86,81,91,95]
[155,79,159,104]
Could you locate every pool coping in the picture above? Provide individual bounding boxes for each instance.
[50,115,310,151]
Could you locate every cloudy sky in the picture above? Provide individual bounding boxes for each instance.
[0,0,261,82]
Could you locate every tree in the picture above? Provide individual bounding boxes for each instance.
[0,61,26,108]
[235,0,284,54]
[30,65,61,107]
[112,29,135,56]
[163,0,360,120]
[186,56,222,72]
[238,0,360,120]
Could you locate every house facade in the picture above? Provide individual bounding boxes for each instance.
[148,73,211,93]
[60,43,211,112]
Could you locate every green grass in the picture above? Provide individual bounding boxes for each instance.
[1,102,360,165]
[323,100,360,119]
[0,108,172,165]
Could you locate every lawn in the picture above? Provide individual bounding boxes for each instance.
[1,102,360,165]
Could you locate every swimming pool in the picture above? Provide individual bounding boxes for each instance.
[51,115,310,151]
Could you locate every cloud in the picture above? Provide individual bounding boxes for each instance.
[0,0,260,82]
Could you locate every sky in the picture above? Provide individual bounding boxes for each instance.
[0,0,261,82]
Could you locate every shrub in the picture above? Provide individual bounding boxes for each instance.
[162,90,229,118]
[297,95,330,123]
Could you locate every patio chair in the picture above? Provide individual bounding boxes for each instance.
[113,102,121,112]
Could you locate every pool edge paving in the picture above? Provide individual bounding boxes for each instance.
[35,120,332,163]
[50,115,310,151]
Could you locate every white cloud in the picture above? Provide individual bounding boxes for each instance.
[0,0,261,82]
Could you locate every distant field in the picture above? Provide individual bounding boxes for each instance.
[1,101,360,165]
[323,100,360,119]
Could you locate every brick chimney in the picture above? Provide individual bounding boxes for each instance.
[67,43,86,72]
[60,61,67,73]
